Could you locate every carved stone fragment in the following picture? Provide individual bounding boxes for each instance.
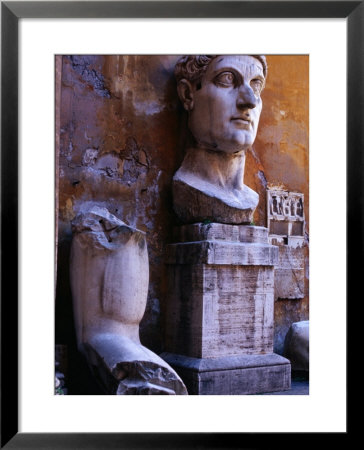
[283,320,309,372]
[267,189,305,245]
[267,188,306,300]
[70,206,187,395]
[275,247,305,299]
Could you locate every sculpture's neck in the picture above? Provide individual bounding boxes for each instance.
[181,146,246,190]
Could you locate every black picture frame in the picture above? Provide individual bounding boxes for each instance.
[1,1,357,448]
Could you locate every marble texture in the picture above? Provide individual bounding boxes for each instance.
[70,206,187,395]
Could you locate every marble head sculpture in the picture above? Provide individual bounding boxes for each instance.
[173,55,267,224]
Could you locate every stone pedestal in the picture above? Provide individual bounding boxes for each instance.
[161,352,291,395]
[161,223,291,394]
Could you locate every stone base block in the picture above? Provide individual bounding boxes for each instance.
[165,224,278,358]
[161,352,291,395]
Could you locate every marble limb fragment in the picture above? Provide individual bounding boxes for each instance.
[70,206,187,395]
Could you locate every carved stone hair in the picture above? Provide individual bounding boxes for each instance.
[174,55,268,84]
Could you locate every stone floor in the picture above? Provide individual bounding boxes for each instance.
[262,376,309,395]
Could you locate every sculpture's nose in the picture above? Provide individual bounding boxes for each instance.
[236,83,258,110]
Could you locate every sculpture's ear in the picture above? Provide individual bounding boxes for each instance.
[177,79,194,111]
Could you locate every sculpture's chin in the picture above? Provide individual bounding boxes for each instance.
[195,134,256,154]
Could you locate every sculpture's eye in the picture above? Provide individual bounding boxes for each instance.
[215,71,235,87]
[250,78,264,95]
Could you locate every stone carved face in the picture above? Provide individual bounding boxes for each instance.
[178,55,265,154]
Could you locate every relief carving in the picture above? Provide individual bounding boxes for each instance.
[267,189,306,300]
[269,191,304,221]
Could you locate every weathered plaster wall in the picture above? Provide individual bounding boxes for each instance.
[56,55,309,379]
[254,56,309,354]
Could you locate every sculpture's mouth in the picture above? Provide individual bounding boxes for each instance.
[231,117,251,127]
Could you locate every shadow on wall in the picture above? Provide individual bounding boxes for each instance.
[55,239,103,394]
